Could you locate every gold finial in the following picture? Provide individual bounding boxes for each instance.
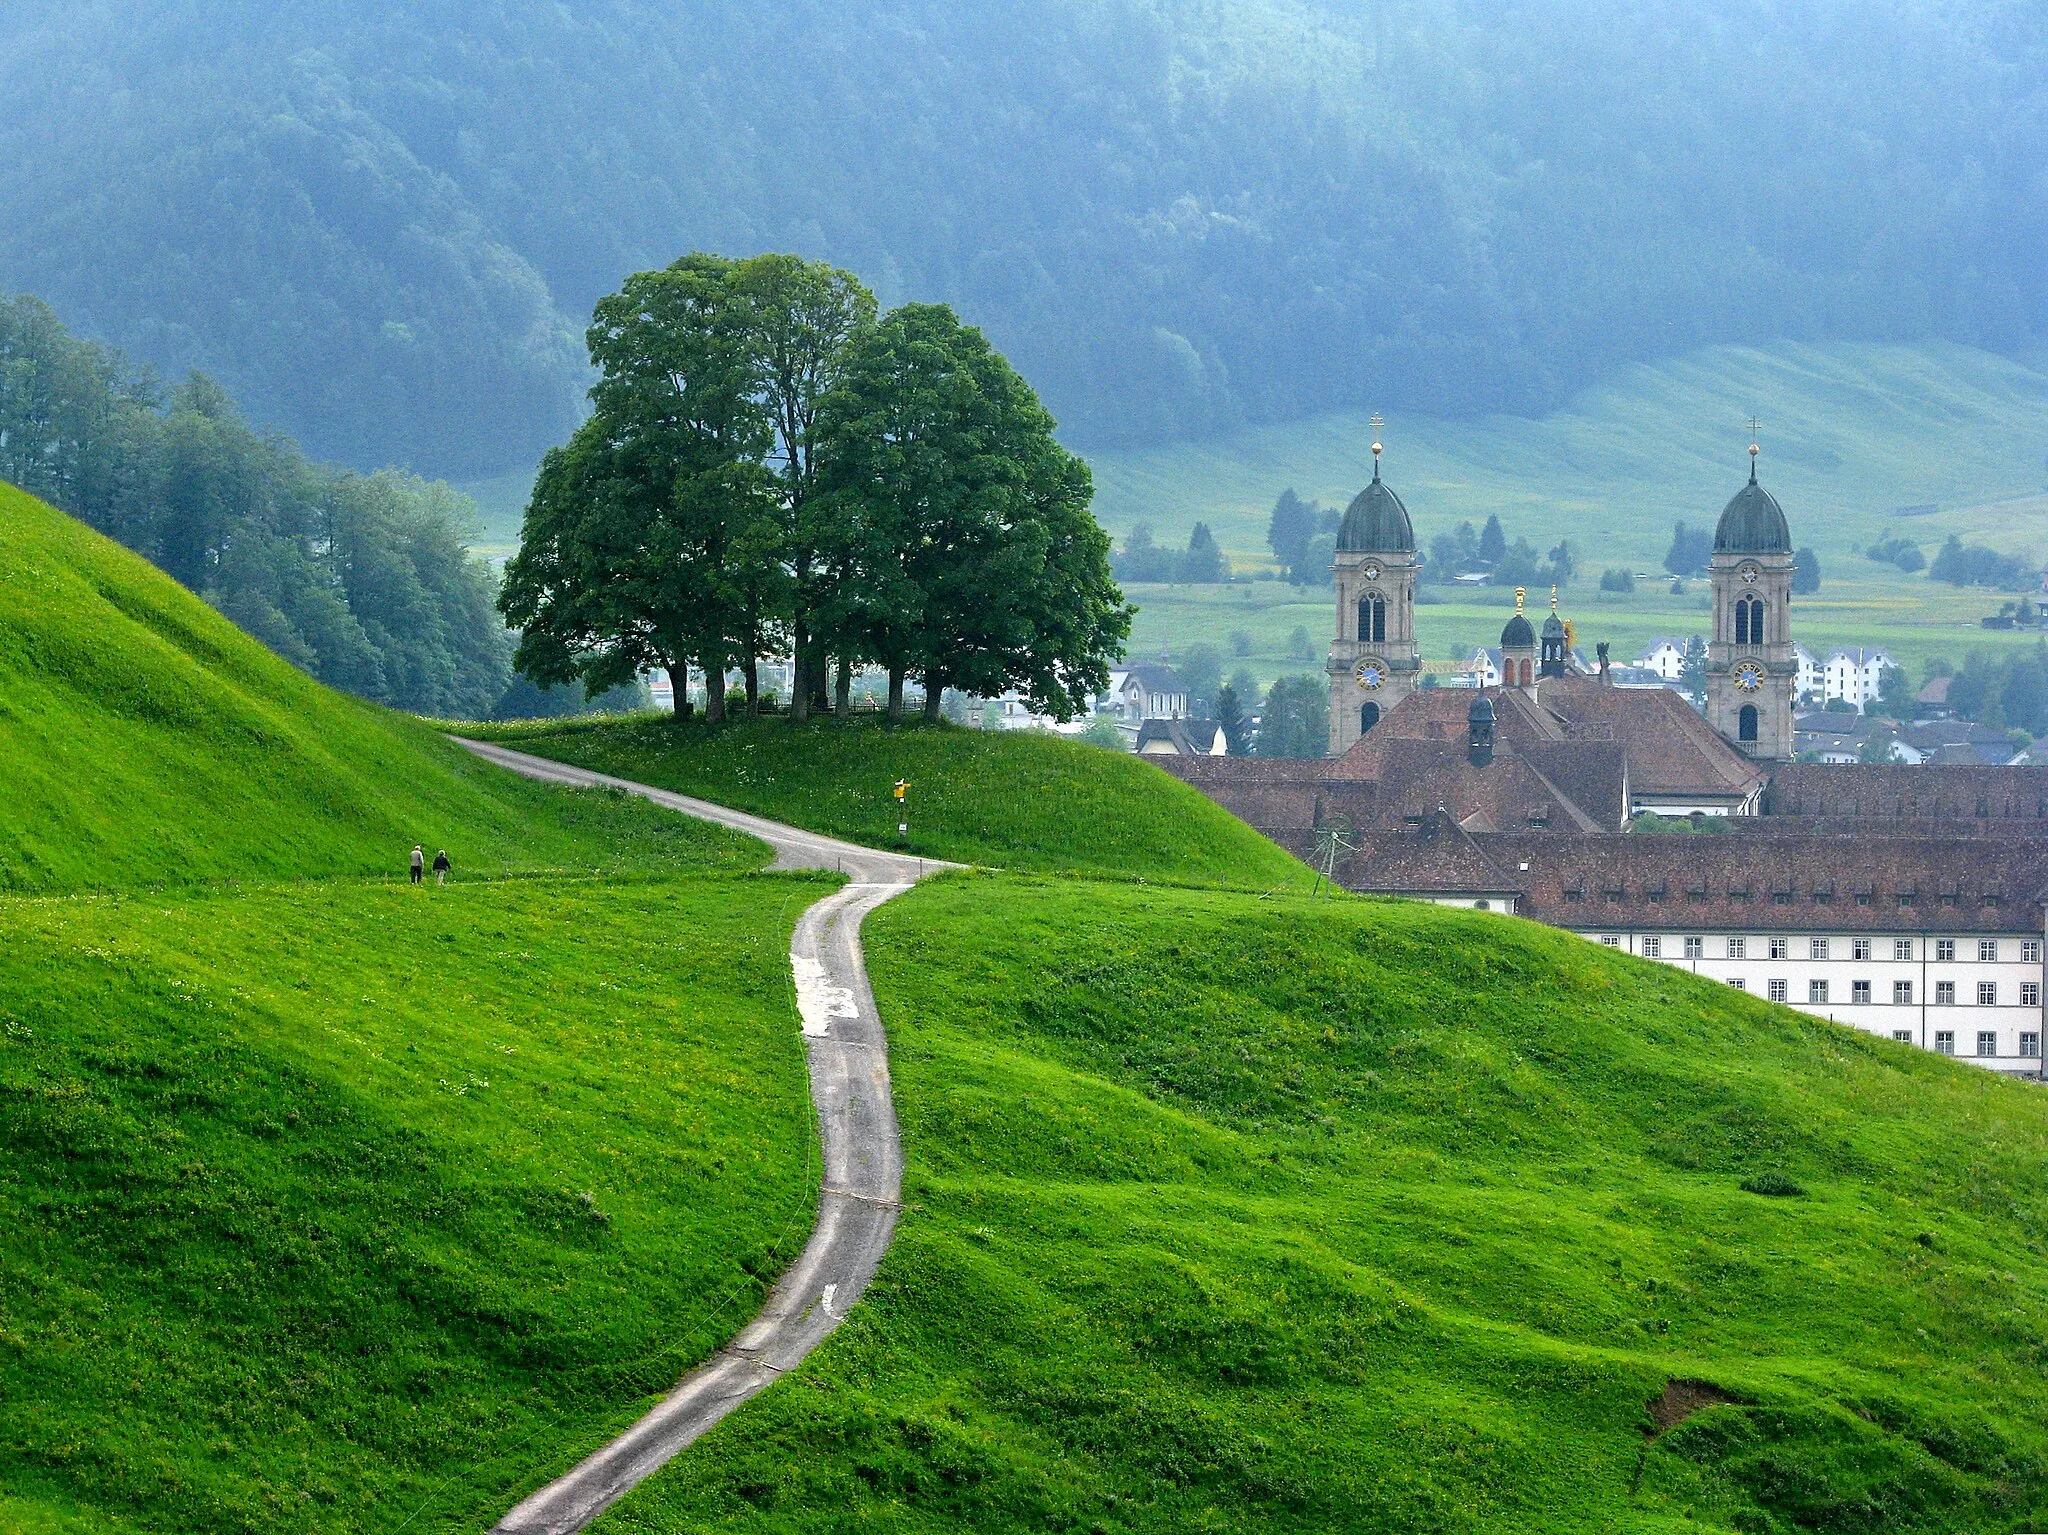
[1550,584,1559,613]
[1369,412,1384,458]
[1514,585,1526,613]
[1747,415,1762,457]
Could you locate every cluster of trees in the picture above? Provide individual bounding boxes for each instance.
[1863,534,2036,590]
[1865,536,1927,573]
[1936,648,2048,736]
[503,254,1129,725]
[1426,515,1575,590]
[1255,675,1329,759]
[1929,535,2037,591]
[6,3,2042,476]
[0,295,512,716]
[1266,490,1340,585]
[1112,522,1227,583]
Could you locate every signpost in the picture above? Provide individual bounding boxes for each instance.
[893,779,909,843]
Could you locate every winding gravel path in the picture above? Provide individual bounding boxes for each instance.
[451,738,950,1535]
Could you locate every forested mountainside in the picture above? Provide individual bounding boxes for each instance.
[0,0,2040,478]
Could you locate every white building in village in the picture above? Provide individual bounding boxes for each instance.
[1589,928,2043,1077]
[1821,646,1898,712]
[1633,637,1687,681]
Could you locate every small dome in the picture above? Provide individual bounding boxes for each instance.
[1541,611,1566,637]
[1714,469,1791,554]
[1337,464,1416,553]
[1467,693,1495,724]
[1501,612,1536,649]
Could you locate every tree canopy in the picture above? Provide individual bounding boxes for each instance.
[502,262,1129,725]
[0,294,510,716]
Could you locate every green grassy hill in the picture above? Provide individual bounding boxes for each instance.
[0,481,751,891]
[0,484,833,1533]
[1092,341,2048,569]
[599,874,2048,1534]
[465,715,1313,889]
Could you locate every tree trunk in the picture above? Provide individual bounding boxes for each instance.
[886,664,906,723]
[835,655,853,717]
[666,657,692,721]
[922,670,945,724]
[809,648,831,713]
[703,656,726,724]
[742,653,759,716]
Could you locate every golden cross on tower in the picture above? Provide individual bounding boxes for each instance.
[1369,412,1384,458]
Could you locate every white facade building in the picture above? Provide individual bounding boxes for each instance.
[1634,638,1687,681]
[1585,926,2044,1077]
[1822,647,1898,712]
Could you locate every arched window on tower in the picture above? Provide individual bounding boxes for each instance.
[1739,704,1759,742]
[1358,594,1386,643]
[1520,659,1534,686]
[1360,702,1380,735]
[1735,595,1765,645]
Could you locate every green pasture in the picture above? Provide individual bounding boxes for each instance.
[462,715,1314,890]
[1089,341,2048,574]
[1122,569,2048,695]
[613,873,2048,1535]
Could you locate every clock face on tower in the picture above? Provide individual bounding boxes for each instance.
[1735,662,1766,692]
[1355,659,1387,690]
[1739,563,1761,584]
[1362,561,1382,580]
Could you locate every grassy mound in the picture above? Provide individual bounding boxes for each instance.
[0,874,827,1534]
[0,483,753,891]
[464,715,1312,888]
[0,486,831,1531]
[613,875,2048,1534]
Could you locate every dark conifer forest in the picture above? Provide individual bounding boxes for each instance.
[0,1,2039,477]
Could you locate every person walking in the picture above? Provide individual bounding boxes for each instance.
[432,849,450,887]
[410,844,425,885]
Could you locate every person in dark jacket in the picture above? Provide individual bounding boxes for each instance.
[432,849,450,887]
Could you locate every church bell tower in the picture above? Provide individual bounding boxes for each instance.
[1328,427,1421,754]
[1705,439,1796,759]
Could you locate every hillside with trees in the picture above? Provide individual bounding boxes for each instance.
[0,1,2039,477]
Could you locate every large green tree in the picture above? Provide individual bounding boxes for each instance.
[732,254,877,721]
[501,255,777,723]
[817,302,1128,723]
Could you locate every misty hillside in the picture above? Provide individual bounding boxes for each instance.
[1,0,2040,478]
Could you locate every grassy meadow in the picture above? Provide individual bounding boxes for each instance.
[0,875,826,1534]
[607,874,2048,1535]
[462,715,1315,890]
[1121,569,2048,697]
[0,484,836,1533]
[1090,341,2048,572]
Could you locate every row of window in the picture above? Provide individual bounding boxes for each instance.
[1622,936,2039,963]
[1889,1029,2040,1059]
[1734,978,2040,1007]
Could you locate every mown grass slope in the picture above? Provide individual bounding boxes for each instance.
[614,874,2048,1535]
[0,482,752,891]
[0,876,823,1534]
[0,485,828,1533]
[467,715,1312,889]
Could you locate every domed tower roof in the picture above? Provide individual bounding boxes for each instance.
[1501,611,1536,649]
[1541,611,1566,638]
[1337,459,1416,554]
[1467,693,1495,725]
[1714,461,1791,554]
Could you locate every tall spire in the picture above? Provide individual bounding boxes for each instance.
[1370,412,1384,482]
[1747,414,1762,484]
